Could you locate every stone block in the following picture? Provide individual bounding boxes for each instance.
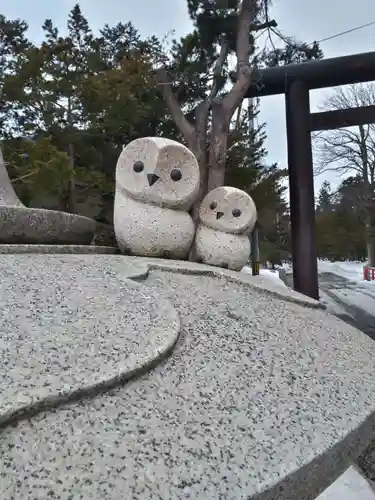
[0,206,96,244]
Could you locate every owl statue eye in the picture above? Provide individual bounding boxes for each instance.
[133,161,144,173]
[170,169,182,181]
[232,208,241,218]
[210,202,217,210]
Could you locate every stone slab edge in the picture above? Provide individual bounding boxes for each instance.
[0,332,180,429]
[123,256,325,310]
[255,412,375,500]
[0,285,181,429]
[0,244,119,254]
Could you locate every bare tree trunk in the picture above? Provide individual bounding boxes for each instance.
[67,142,76,213]
[155,0,276,262]
[58,142,76,213]
[208,102,228,192]
[191,146,208,221]
[61,98,76,214]
[187,137,207,261]
[184,123,208,221]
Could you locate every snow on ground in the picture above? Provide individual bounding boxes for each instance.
[317,466,375,500]
[331,288,375,313]
[278,260,375,314]
[242,260,375,315]
[317,260,369,284]
[316,260,375,313]
[318,290,355,320]
[242,266,287,286]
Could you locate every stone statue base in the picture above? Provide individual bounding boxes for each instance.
[0,206,96,245]
[0,252,374,499]
[0,244,117,254]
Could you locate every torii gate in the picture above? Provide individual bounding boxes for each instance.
[246,51,375,299]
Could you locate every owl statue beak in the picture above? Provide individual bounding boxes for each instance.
[147,173,160,186]
[216,211,224,219]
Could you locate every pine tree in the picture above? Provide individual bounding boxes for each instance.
[316,180,333,211]
[2,5,162,215]
[315,176,367,261]
[156,0,323,225]
[156,0,277,218]
[0,14,31,136]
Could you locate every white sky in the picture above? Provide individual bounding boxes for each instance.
[1,0,375,195]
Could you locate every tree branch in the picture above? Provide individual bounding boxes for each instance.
[250,20,277,31]
[222,0,256,117]
[155,67,195,142]
[207,36,229,104]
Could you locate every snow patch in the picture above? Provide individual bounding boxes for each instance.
[318,260,367,283]
[317,466,375,500]
[242,266,287,287]
[330,288,375,311]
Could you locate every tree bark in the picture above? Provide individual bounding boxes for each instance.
[206,0,256,193]
[189,138,207,221]
[59,142,76,213]
[208,101,228,191]
[155,0,274,262]
[67,142,76,213]
[60,98,76,213]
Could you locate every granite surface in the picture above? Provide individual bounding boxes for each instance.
[0,206,96,245]
[194,186,256,270]
[1,264,375,499]
[121,255,324,309]
[0,244,118,254]
[114,137,199,259]
[0,255,180,425]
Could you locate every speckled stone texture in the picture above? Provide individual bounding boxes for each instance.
[0,206,96,244]
[1,261,374,499]
[0,244,118,254]
[114,137,200,259]
[0,254,179,425]
[121,255,325,309]
[0,150,97,244]
[195,224,250,270]
[199,186,257,234]
[195,186,256,270]
[114,194,196,259]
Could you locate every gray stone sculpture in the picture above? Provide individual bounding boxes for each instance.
[195,186,257,271]
[114,137,200,259]
[0,147,96,244]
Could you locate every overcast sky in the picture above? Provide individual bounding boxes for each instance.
[1,0,375,194]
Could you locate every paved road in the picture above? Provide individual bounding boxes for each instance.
[283,272,375,341]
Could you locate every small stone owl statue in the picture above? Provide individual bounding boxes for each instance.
[194,186,257,271]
